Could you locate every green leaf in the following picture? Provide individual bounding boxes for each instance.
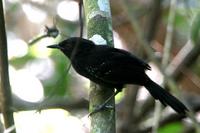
[158,122,183,133]
[191,12,200,44]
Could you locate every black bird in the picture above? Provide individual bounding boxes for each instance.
[47,37,188,115]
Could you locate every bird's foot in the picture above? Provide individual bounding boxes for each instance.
[88,104,114,116]
[88,89,121,116]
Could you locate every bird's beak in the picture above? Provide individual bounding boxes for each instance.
[47,44,61,49]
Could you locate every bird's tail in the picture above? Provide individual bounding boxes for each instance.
[145,79,188,115]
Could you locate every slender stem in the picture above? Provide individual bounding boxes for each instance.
[0,1,15,132]
[162,0,177,67]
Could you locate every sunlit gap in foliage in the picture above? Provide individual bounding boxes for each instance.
[113,31,124,49]
[8,36,55,102]
[9,67,44,102]
[30,0,45,3]
[22,3,47,23]
[7,38,28,59]
[14,109,89,133]
[57,0,79,22]
[30,38,54,58]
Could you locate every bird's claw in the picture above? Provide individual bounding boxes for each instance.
[88,105,114,116]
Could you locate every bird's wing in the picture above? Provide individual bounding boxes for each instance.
[108,47,151,70]
[82,46,150,85]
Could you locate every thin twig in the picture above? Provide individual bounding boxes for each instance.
[0,1,15,132]
[29,26,59,45]
[65,0,84,74]
[153,0,177,132]
[12,95,88,112]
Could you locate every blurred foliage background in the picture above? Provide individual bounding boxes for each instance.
[1,0,200,133]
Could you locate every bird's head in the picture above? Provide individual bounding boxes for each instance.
[47,37,95,58]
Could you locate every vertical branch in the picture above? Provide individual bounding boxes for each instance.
[0,1,15,132]
[162,0,177,67]
[79,0,84,38]
[153,0,177,133]
[145,0,162,43]
[83,0,115,133]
